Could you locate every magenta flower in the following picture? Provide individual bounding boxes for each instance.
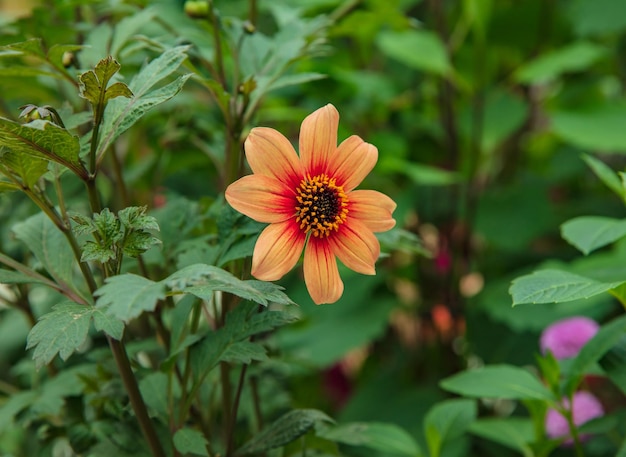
[545,391,604,443]
[540,316,599,360]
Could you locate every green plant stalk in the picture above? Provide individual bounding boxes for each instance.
[108,335,167,457]
[226,364,248,457]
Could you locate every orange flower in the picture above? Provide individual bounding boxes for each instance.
[225,104,396,304]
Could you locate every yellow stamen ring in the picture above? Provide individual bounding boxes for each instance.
[295,174,348,238]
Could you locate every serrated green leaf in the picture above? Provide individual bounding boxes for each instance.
[222,341,268,364]
[581,153,625,200]
[95,274,166,322]
[237,409,333,455]
[440,365,555,401]
[509,269,625,305]
[561,216,626,255]
[0,118,85,177]
[1,148,49,188]
[166,263,295,306]
[118,206,160,231]
[70,213,96,236]
[319,422,422,457]
[424,399,476,457]
[122,231,161,257]
[13,212,76,287]
[377,29,450,75]
[97,46,191,155]
[81,240,116,263]
[79,71,102,106]
[92,307,124,340]
[26,302,93,369]
[468,418,534,457]
[566,314,626,394]
[95,56,121,91]
[173,428,209,456]
[515,41,606,84]
[93,207,122,243]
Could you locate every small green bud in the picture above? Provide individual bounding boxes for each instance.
[184,0,210,18]
[62,51,77,68]
[243,20,256,34]
[19,104,52,121]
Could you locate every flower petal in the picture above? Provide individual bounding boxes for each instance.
[329,219,380,275]
[348,190,397,232]
[252,220,306,281]
[225,175,294,223]
[245,127,304,189]
[304,237,344,304]
[330,135,378,192]
[300,104,339,177]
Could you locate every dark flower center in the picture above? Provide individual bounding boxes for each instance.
[295,174,348,238]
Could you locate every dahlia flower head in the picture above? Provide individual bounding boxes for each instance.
[545,391,604,444]
[225,104,396,304]
[540,316,599,360]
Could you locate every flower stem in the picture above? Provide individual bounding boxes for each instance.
[108,335,167,457]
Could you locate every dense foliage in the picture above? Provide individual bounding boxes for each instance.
[0,0,625,456]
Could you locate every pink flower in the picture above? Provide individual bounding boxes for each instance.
[545,391,604,443]
[540,316,599,360]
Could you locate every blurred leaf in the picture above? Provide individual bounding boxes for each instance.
[566,314,626,394]
[464,0,492,38]
[139,372,170,420]
[376,29,450,75]
[0,181,20,192]
[173,428,209,456]
[569,0,626,37]
[0,269,49,285]
[561,216,626,255]
[468,418,534,457]
[109,8,156,57]
[581,153,625,201]
[424,399,476,457]
[380,156,460,185]
[0,148,49,188]
[509,269,624,305]
[95,274,166,322]
[13,212,76,287]
[377,227,430,257]
[237,409,333,455]
[0,118,85,177]
[514,42,606,83]
[0,391,38,430]
[0,38,45,58]
[221,341,268,364]
[98,46,191,155]
[26,302,93,369]
[320,422,422,457]
[550,104,626,153]
[599,334,626,395]
[440,365,555,401]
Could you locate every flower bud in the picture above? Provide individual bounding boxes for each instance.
[184,0,210,19]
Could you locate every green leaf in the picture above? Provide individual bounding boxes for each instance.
[439,365,555,401]
[561,216,626,255]
[0,181,20,192]
[166,263,295,306]
[424,399,476,457]
[1,148,49,188]
[581,153,625,200]
[221,341,268,364]
[237,409,333,455]
[379,156,460,185]
[95,274,166,322]
[98,46,191,155]
[566,314,626,394]
[173,428,209,456]
[514,41,606,84]
[569,0,626,37]
[319,422,422,457]
[139,372,170,420]
[0,118,85,177]
[377,29,450,76]
[26,302,93,369]
[0,38,45,58]
[509,269,625,305]
[81,240,115,263]
[0,268,49,286]
[550,104,626,153]
[13,212,75,287]
[468,418,534,457]
[92,307,124,340]
[118,206,160,232]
